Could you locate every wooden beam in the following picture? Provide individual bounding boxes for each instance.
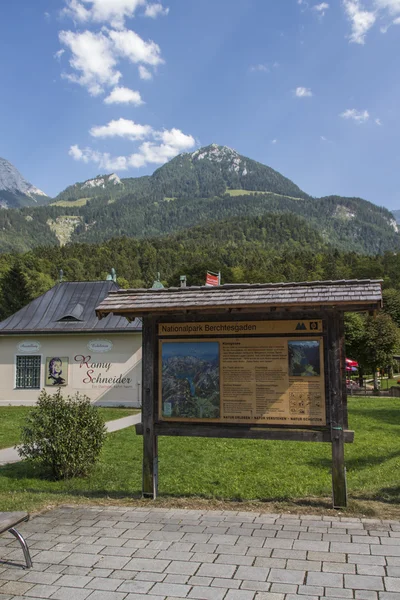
[141,315,158,499]
[339,314,349,430]
[327,313,348,508]
[135,422,354,443]
[99,301,381,319]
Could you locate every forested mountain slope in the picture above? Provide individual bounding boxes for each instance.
[0,144,397,255]
[392,209,400,224]
[1,211,400,321]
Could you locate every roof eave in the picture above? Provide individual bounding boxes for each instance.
[96,300,382,320]
[0,328,142,336]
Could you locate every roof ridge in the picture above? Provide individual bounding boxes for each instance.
[107,279,383,295]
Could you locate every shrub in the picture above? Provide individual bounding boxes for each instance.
[18,389,107,479]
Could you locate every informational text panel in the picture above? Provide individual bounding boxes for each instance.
[159,327,326,426]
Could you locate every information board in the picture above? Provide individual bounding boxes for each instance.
[158,321,326,426]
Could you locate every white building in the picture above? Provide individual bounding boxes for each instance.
[0,281,142,407]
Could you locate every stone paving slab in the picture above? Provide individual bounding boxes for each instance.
[0,507,399,599]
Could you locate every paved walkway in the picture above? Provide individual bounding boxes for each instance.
[105,414,141,434]
[0,413,142,466]
[0,506,399,599]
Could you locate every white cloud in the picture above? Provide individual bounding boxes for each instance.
[104,86,144,105]
[70,125,195,171]
[313,2,329,14]
[139,65,153,79]
[340,108,370,122]
[155,128,195,149]
[314,2,329,10]
[343,0,376,44]
[341,0,400,41]
[129,130,196,166]
[90,118,152,140]
[375,0,400,15]
[375,117,382,125]
[144,3,169,18]
[109,28,163,66]
[271,139,277,144]
[69,146,128,170]
[54,49,65,60]
[58,26,163,95]
[63,0,91,22]
[63,0,146,28]
[295,86,313,97]
[59,29,121,95]
[250,64,269,73]
[69,145,85,161]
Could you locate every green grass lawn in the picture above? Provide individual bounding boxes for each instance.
[380,378,400,390]
[0,397,399,513]
[225,189,303,200]
[51,198,89,207]
[0,407,139,450]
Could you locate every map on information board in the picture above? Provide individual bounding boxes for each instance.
[161,341,220,419]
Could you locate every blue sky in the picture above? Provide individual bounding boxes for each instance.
[0,0,399,209]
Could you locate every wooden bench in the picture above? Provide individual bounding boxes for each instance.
[0,512,32,568]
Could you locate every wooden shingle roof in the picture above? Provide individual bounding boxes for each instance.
[96,279,382,318]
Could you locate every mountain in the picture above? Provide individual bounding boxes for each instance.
[0,144,398,255]
[0,157,50,209]
[52,172,128,205]
[150,143,309,199]
[53,144,308,206]
[392,209,400,225]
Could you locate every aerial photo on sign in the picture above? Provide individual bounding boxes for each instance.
[288,340,321,377]
[161,341,220,419]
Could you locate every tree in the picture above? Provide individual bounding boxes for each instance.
[382,288,400,327]
[344,312,400,389]
[344,312,366,385]
[361,314,400,388]
[0,262,31,319]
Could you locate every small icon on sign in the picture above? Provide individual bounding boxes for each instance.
[309,321,319,331]
[296,322,307,330]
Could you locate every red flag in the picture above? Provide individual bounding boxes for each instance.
[206,272,219,286]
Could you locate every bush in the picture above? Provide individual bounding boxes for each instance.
[18,389,107,479]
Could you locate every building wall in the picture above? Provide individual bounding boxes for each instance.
[0,333,142,407]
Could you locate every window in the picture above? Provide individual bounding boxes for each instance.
[57,303,84,322]
[16,355,41,389]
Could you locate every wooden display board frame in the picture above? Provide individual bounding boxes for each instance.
[137,311,352,508]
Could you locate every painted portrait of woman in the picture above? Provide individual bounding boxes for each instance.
[46,357,68,386]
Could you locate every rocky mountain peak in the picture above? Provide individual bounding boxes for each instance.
[0,157,48,201]
[81,173,122,190]
[190,144,247,175]
[191,144,240,162]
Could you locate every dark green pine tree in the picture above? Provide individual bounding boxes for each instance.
[0,262,32,320]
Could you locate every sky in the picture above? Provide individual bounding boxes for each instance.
[0,0,399,209]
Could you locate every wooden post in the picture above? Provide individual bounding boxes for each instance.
[339,315,348,430]
[327,312,347,508]
[141,315,158,499]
